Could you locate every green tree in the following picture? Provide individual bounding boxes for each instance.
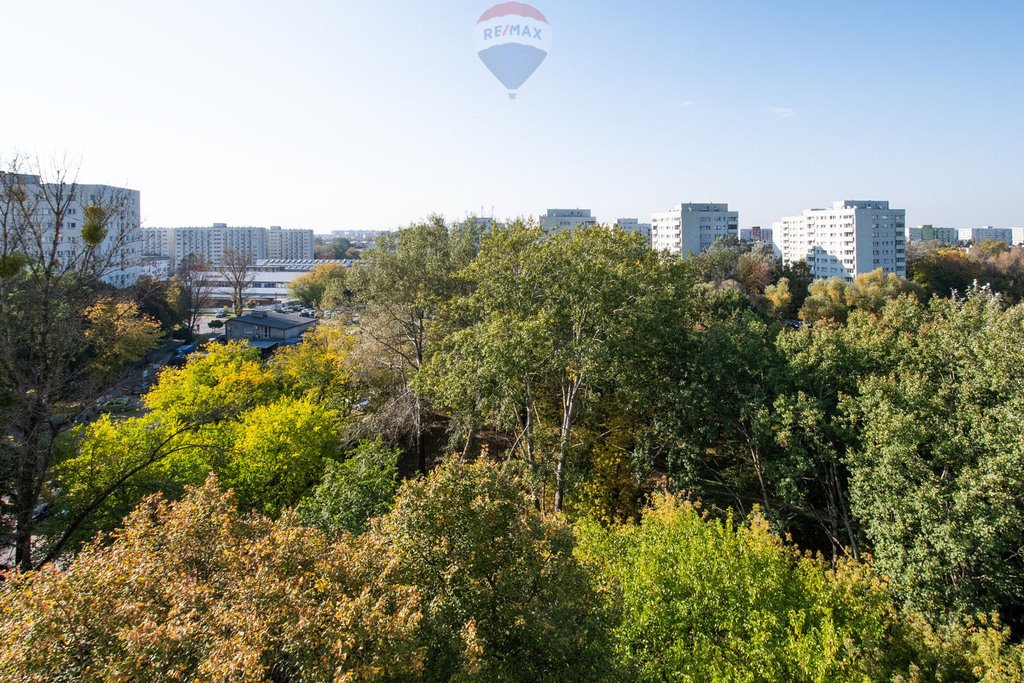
[973,238,1011,257]
[298,439,401,535]
[41,341,350,561]
[288,263,348,309]
[364,458,613,680]
[577,493,898,682]
[655,303,785,517]
[799,269,921,323]
[129,275,180,332]
[779,259,815,317]
[847,269,924,313]
[347,215,482,472]
[422,222,677,512]
[847,289,1024,622]
[225,396,342,516]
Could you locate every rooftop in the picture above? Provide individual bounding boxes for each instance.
[229,311,317,330]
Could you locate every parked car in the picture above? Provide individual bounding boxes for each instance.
[169,342,201,366]
[99,397,133,414]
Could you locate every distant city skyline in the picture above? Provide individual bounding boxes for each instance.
[3,0,1022,232]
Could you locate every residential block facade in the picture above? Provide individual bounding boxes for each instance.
[143,224,314,269]
[651,203,739,256]
[773,200,906,280]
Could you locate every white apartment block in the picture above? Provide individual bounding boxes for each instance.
[5,174,143,287]
[957,226,1021,247]
[651,203,739,256]
[773,200,906,281]
[612,218,652,245]
[539,209,597,233]
[143,224,314,270]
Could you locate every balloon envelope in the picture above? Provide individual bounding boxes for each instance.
[474,2,551,98]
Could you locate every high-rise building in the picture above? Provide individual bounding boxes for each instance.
[612,218,652,245]
[957,227,1017,246]
[3,173,142,287]
[143,224,314,270]
[267,225,314,259]
[740,226,774,244]
[905,225,960,244]
[773,200,906,280]
[651,203,739,256]
[539,209,597,233]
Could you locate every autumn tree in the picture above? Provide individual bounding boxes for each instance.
[799,269,922,323]
[908,245,981,298]
[0,159,154,570]
[82,299,162,381]
[0,478,424,681]
[218,245,255,316]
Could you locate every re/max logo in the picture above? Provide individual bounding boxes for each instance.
[482,24,543,41]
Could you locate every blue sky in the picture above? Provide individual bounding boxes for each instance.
[3,0,1022,231]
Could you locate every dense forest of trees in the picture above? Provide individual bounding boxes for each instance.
[4,213,1024,680]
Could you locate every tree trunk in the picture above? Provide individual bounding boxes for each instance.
[13,417,44,571]
[415,394,426,474]
[553,380,580,514]
[14,467,38,571]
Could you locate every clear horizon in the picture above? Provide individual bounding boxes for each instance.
[4,0,1022,232]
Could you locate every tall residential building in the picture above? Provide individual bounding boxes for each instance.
[266,225,314,259]
[143,224,314,269]
[3,173,142,287]
[773,200,906,281]
[957,226,1018,246]
[740,226,774,244]
[539,209,597,233]
[612,218,652,245]
[906,225,960,244]
[651,203,739,256]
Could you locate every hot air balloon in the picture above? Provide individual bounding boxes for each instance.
[474,2,551,99]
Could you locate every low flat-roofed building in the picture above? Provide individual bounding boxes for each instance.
[225,310,317,344]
